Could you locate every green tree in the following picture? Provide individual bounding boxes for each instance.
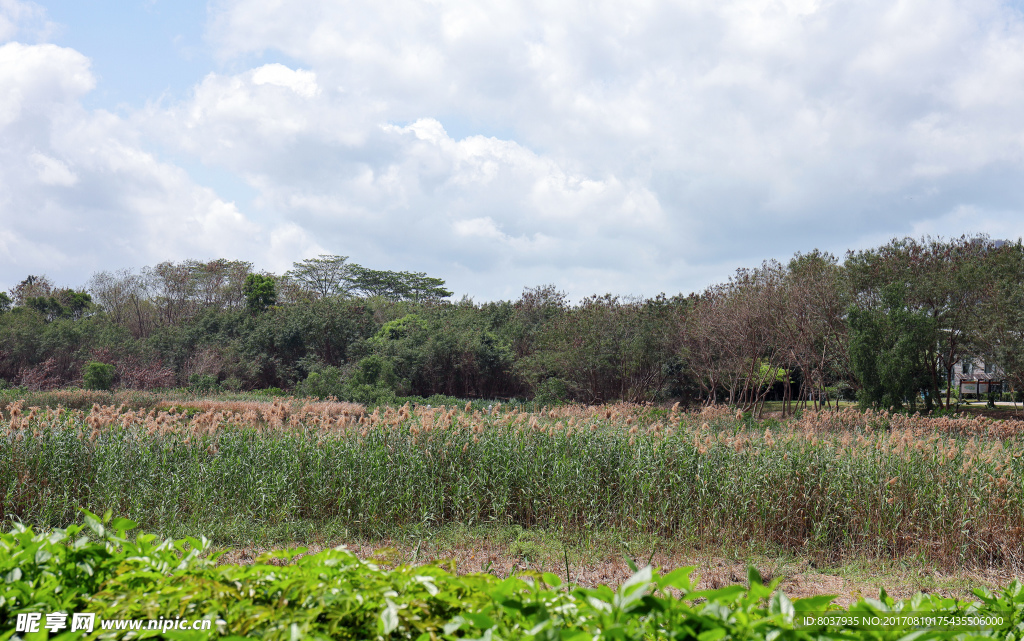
[82,361,116,391]
[26,289,93,322]
[347,265,452,301]
[977,240,1024,407]
[284,255,352,299]
[846,236,998,408]
[847,284,936,411]
[348,301,523,399]
[410,302,519,398]
[782,250,850,413]
[521,294,685,403]
[243,274,277,313]
[340,355,399,404]
[10,275,53,306]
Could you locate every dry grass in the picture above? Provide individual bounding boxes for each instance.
[213,530,1013,607]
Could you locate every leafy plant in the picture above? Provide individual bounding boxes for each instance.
[243,273,277,313]
[534,376,569,404]
[188,373,219,393]
[848,284,936,411]
[296,364,346,399]
[1,514,1021,640]
[81,361,115,391]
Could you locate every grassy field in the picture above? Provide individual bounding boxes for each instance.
[3,393,1024,582]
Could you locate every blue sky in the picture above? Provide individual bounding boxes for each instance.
[42,0,209,108]
[38,0,283,209]
[2,0,1024,301]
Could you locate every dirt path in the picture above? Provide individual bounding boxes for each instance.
[215,539,1019,607]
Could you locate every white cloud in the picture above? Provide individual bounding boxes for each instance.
[0,42,93,126]
[29,152,77,186]
[0,0,52,43]
[153,67,670,294]
[0,41,305,289]
[910,204,1024,241]
[267,222,327,274]
[251,63,320,98]
[192,0,1024,298]
[453,216,505,240]
[8,0,1024,299]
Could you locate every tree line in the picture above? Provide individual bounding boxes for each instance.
[1,237,1021,412]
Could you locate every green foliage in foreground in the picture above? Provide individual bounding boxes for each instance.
[1,513,1022,641]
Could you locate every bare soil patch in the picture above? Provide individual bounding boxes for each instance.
[215,538,1020,607]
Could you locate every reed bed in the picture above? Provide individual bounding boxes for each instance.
[154,398,366,420]
[2,399,1023,570]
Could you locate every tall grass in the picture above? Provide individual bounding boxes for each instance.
[2,400,1022,569]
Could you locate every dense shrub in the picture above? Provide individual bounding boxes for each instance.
[82,361,115,391]
[295,365,347,399]
[188,373,219,393]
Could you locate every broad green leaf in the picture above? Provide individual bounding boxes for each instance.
[793,594,838,612]
[110,518,138,532]
[698,628,727,641]
[659,566,695,592]
[769,592,794,621]
[414,575,439,596]
[82,511,104,538]
[379,599,400,634]
[464,612,495,629]
[748,566,762,587]
[620,566,652,597]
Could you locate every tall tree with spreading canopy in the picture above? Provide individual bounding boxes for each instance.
[284,255,353,299]
[683,261,790,415]
[845,236,998,408]
[347,265,452,301]
[782,250,850,413]
[848,284,936,411]
[10,275,53,306]
[977,240,1024,410]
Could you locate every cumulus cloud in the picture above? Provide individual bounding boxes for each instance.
[251,63,320,98]
[0,0,52,43]
[152,60,672,297]
[28,151,78,186]
[6,0,1024,299]
[910,204,1024,241]
[0,42,93,125]
[193,0,1024,298]
[0,42,302,289]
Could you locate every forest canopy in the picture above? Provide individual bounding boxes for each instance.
[2,237,1021,413]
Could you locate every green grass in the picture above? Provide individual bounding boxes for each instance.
[2,402,1022,571]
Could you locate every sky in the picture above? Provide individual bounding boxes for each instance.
[2,0,1024,302]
